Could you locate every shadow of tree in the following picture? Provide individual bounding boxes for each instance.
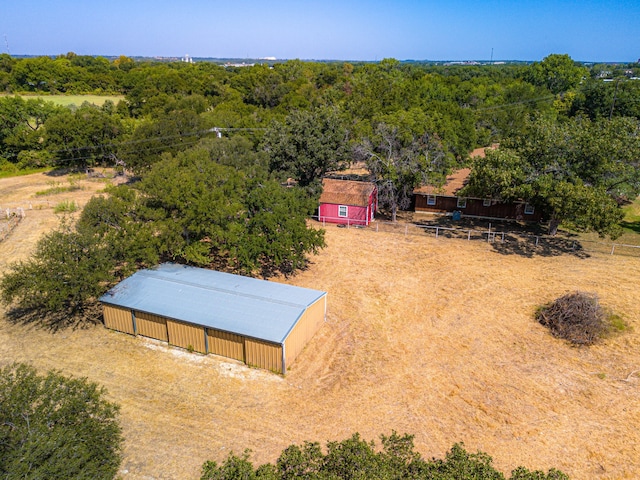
[4,303,103,333]
[413,215,549,235]
[490,234,591,259]
[412,216,590,258]
[621,220,640,234]
[45,168,75,177]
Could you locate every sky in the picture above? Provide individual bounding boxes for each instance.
[1,0,638,62]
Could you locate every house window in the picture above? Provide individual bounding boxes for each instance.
[483,198,492,207]
[524,203,535,215]
[338,205,348,217]
[457,197,467,209]
[426,195,436,206]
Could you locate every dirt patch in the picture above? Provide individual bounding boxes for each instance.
[1,174,639,480]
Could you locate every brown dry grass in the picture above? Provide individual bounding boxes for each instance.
[1,173,640,479]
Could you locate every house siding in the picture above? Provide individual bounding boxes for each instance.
[415,195,542,221]
[319,203,370,225]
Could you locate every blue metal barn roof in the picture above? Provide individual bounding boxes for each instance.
[99,263,326,344]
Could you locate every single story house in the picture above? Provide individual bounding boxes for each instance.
[318,178,377,226]
[100,263,327,374]
[414,145,543,222]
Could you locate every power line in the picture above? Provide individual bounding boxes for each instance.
[32,126,268,166]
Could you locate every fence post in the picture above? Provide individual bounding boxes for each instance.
[501,232,505,243]
[611,244,615,255]
[467,230,471,241]
[535,236,539,247]
[435,227,439,239]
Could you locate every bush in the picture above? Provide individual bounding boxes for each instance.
[536,291,614,345]
[54,199,78,213]
[0,363,123,479]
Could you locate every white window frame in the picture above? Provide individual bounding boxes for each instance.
[456,197,467,209]
[426,195,436,206]
[524,203,535,215]
[338,205,348,217]
[483,198,492,207]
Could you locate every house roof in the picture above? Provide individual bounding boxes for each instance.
[414,144,498,197]
[319,178,376,207]
[414,168,471,197]
[99,263,326,344]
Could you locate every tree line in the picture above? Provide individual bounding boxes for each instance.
[2,53,639,171]
[201,432,567,480]
[1,53,639,326]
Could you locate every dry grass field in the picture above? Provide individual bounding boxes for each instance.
[1,172,639,479]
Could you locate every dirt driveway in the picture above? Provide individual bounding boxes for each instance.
[1,172,639,480]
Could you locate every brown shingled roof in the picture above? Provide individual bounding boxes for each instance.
[319,178,376,206]
[414,168,471,197]
[414,144,499,197]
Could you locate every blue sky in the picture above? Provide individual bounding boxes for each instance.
[2,0,638,61]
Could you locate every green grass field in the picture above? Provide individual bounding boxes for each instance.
[9,94,125,107]
[620,196,640,235]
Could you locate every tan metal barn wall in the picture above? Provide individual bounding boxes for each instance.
[135,311,168,341]
[103,305,135,335]
[244,338,283,373]
[207,328,244,361]
[166,319,207,353]
[284,295,326,369]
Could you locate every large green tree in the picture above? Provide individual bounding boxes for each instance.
[526,54,588,95]
[0,96,61,163]
[44,103,125,168]
[262,106,349,189]
[138,148,324,276]
[355,123,452,222]
[0,363,123,480]
[0,221,113,327]
[0,189,158,326]
[462,116,640,237]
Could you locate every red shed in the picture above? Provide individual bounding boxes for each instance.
[318,178,377,226]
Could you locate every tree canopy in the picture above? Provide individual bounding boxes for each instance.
[262,106,349,189]
[136,147,325,275]
[355,123,454,222]
[200,432,568,480]
[0,363,123,480]
[461,116,640,237]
